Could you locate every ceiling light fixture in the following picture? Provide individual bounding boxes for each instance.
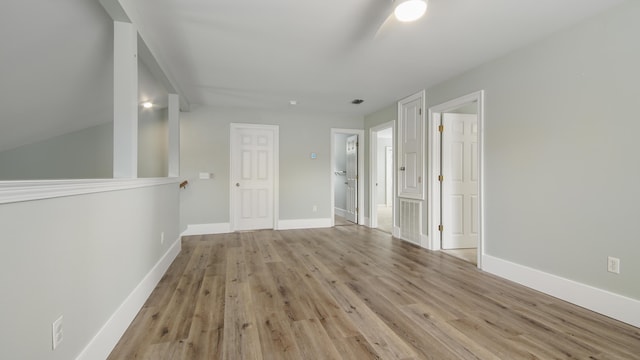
[394,0,427,22]
[142,102,153,108]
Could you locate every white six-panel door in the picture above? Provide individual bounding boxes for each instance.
[345,135,358,223]
[398,91,424,200]
[231,124,277,231]
[441,113,478,249]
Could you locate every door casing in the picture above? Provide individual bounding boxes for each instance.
[427,90,485,268]
[368,121,395,232]
[331,128,365,226]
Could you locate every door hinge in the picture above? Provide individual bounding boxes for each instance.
[438,175,443,182]
[419,108,422,115]
[438,224,443,232]
[438,124,444,133]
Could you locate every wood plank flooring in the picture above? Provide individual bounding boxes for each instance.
[108,226,640,359]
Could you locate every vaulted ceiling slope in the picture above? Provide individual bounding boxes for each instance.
[0,0,113,152]
[122,0,624,115]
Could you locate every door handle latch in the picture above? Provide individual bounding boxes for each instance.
[235,183,240,187]
[399,166,406,171]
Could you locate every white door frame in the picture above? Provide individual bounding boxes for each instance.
[369,121,395,229]
[427,91,485,268]
[229,123,279,231]
[331,128,365,226]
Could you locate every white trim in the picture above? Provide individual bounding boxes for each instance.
[397,90,426,200]
[229,123,279,231]
[334,207,347,218]
[181,223,232,236]
[278,218,332,230]
[330,128,365,226]
[0,178,179,205]
[392,226,401,238]
[483,254,640,328]
[369,121,396,231]
[427,90,485,268]
[76,237,182,360]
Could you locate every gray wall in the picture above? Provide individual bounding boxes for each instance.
[0,184,179,360]
[0,123,113,180]
[179,105,363,230]
[409,1,639,299]
[333,134,348,211]
[138,107,169,178]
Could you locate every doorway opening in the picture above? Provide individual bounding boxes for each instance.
[331,128,365,226]
[369,121,395,234]
[428,91,484,268]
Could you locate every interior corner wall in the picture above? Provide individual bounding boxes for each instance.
[424,1,640,300]
[179,106,364,231]
[0,184,180,360]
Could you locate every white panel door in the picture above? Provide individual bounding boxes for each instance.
[231,125,276,231]
[398,91,424,199]
[345,135,358,223]
[442,114,478,249]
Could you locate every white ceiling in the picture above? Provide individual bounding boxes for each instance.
[0,0,625,152]
[123,0,624,115]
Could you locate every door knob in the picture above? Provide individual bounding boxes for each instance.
[235,183,240,187]
[400,166,406,171]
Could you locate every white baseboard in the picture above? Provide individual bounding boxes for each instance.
[483,254,640,328]
[363,216,370,227]
[76,237,182,360]
[392,226,401,238]
[334,207,347,218]
[278,218,332,230]
[181,222,231,236]
[420,234,429,249]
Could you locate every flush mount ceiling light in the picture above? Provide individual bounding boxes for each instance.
[394,0,427,22]
[142,102,153,108]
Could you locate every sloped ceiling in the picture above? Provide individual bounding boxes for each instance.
[0,0,113,152]
[123,0,624,115]
[0,0,626,152]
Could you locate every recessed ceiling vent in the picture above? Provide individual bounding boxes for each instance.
[351,99,364,104]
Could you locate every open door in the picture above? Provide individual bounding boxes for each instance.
[441,113,478,249]
[345,134,358,223]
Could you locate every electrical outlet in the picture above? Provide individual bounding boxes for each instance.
[607,256,620,274]
[312,205,318,212]
[52,315,63,350]
[160,231,165,245]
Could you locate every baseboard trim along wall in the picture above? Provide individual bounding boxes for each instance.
[334,207,347,218]
[277,218,332,230]
[181,222,231,236]
[75,237,182,360]
[483,254,640,328]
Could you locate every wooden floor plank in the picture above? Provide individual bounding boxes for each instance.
[109,227,640,359]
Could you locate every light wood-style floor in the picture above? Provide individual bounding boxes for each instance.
[109,226,640,359]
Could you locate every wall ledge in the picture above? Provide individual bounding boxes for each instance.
[0,178,179,205]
